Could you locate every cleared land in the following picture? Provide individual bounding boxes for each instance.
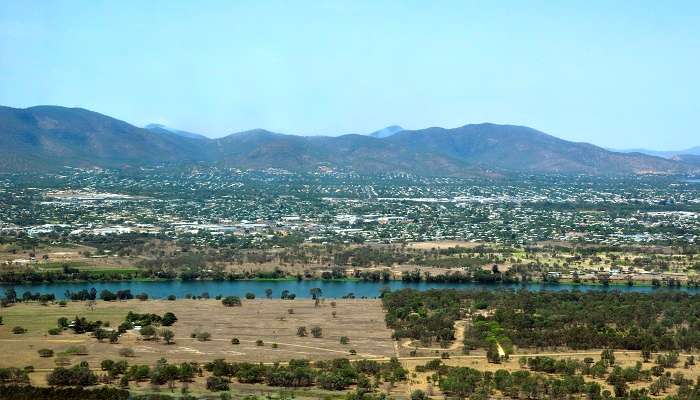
[0,299,395,370]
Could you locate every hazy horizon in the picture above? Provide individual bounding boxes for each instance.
[2,1,699,149]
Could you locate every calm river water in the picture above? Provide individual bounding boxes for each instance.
[2,280,698,299]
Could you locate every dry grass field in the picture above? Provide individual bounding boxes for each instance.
[0,299,395,370]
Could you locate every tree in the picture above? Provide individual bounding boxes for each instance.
[297,326,307,337]
[245,292,255,299]
[140,325,158,341]
[221,296,241,307]
[265,288,273,299]
[161,312,178,326]
[310,287,323,300]
[100,290,117,301]
[4,287,17,303]
[178,362,196,382]
[440,367,483,397]
[161,329,175,344]
[94,327,109,342]
[340,336,349,345]
[601,349,615,366]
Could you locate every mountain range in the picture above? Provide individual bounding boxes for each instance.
[0,105,696,176]
[610,147,700,159]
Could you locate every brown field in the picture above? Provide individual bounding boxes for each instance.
[0,299,395,370]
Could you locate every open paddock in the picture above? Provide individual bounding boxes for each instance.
[0,299,395,369]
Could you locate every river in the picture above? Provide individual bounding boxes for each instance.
[2,280,698,299]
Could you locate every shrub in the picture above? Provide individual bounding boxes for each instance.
[297,326,307,337]
[100,360,114,371]
[272,343,278,349]
[48,327,62,335]
[245,292,255,299]
[340,336,349,345]
[206,376,230,391]
[118,348,135,357]
[57,317,69,328]
[58,300,67,307]
[256,339,264,346]
[38,348,54,358]
[221,296,241,307]
[311,326,322,338]
[196,331,211,342]
[135,292,148,301]
[160,329,175,344]
[63,345,88,355]
[411,389,428,400]
[12,326,26,334]
[231,337,240,345]
[167,295,176,301]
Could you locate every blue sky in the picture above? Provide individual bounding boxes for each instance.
[1,1,698,149]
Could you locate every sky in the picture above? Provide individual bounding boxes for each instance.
[1,1,698,149]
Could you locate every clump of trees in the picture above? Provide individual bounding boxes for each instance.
[201,357,407,391]
[0,367,30,385]
[47,362,97,386]
[124,311,177,327]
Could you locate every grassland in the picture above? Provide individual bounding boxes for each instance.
[0,299,394,368]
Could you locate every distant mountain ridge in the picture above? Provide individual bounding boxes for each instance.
[610,147,700,159]
[369,125,404,138]
[144,123,208,140]
[0,105,696,176]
